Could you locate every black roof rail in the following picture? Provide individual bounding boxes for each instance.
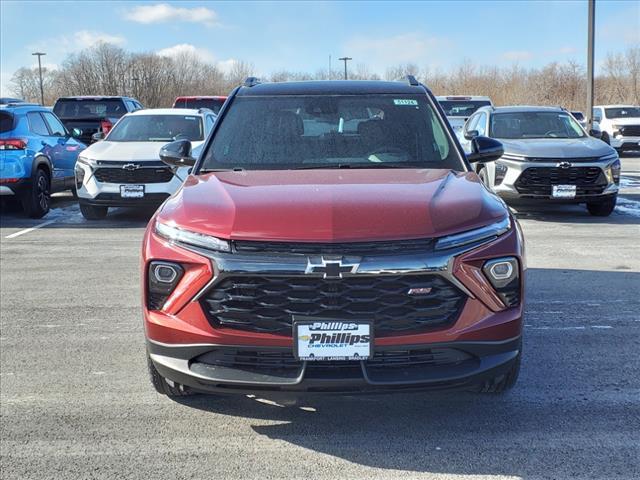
[404,75,420,86]
[243,77,261,87]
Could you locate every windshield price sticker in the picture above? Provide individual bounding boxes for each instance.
[393,99,418,106]
[294,320,372,361]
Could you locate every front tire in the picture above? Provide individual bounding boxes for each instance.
[587,195,617,217]
[21,168,51,219]
[79,202,108,220]
[147,354,195,397]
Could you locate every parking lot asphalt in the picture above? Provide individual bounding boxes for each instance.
[1,154,639,480]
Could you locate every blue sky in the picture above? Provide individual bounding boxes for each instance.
[1,0,638,95]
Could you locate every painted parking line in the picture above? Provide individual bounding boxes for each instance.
[4,219,57,239]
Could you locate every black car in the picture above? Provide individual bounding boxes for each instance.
[52,96,143,145]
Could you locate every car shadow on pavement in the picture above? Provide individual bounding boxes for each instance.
[171,267,640,479]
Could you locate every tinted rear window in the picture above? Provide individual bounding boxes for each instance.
[0,111,15,133]
[53,99,127,119]
[438,100,491,117]
[174,98,225,114]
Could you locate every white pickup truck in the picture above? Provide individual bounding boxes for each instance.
[436,96,493,140]
[593,105,640,153]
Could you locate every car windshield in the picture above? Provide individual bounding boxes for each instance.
[53,99,126,119]
[490,111,586,139]
[605,107,640,119]
[107,115,204,142]
[438,100,491,117]
[201,94,463,171]
[175,98,225,114]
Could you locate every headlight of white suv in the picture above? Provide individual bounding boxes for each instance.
[155,220,231,252]
[435,216,511,251]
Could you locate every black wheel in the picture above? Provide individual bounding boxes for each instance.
[79,202,108,220]
[21,168,50,218]
[587,194,617,217]
[478,168,491,189]
[601,132,610,145]
[147,354,195,397]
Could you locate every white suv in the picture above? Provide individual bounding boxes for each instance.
[75,108,216,219]
[436,95,493,140]
[593,105,640,153]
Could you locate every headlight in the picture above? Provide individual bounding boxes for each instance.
[606,159,621,184]
[77,155,97,169]
[482,257,520,307]
[155,220,231,252]
[435,216,511,251]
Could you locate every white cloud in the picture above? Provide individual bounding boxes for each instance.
[125,3,218,27]
[344,32,447,71]
[216,58,240,73]
[157,43,216,63]
[502,50,534,62]
[73,30,126,48]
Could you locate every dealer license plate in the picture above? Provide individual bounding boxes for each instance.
[120,185,145,198]
[552,184,576,199]
[294,319,372,361]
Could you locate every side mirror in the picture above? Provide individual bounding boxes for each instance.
[72,128,83,138]
[589,128,602,139]
[467,136,504,163]
[91,132,104,142]
[464,129,479,140]
[159,139,196,168]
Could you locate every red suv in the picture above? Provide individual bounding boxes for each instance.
[144,77,524,396]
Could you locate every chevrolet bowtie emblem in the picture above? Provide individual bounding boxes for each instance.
[305,257,359,279]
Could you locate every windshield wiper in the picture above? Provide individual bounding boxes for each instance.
[199,167,244,173]
[291,163,410,170]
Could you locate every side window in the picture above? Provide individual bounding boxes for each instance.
[126,101,136,111]
[205,115,215,133]
[27,112,50,136]
[134,101,143,110]
[593,108,602,122]
[475,112,487,136]
[42,112,66,136]
[464,114,479,134]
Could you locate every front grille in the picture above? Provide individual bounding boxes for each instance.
[514,166,606,196]
[200,274,466,337]
[194,347,473,373]
[233,239,434,255]
[620,125,640,136]
[527,156,600,163]
[94,166,174,184]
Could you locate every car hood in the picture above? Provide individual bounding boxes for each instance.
[156,169,508,242]
[498,137,613,158]
[82,140,204,162]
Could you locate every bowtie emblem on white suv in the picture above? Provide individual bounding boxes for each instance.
[122,163,140,171]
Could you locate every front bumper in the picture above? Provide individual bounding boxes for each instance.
[492,157,619,202]
[148,336,521,393]
[609,135,640,149]
[76,161,186,207]
[142,218,525,394]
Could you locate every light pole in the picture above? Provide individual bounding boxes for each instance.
[338,57,352,80]
[586,0,595,130]
[31,52,46,105]
[132,76,140,98]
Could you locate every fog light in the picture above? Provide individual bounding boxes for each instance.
[147,261,184,310]
[607,159,621,185]
[75,165,85,189]
[483,257,520,307]
[494,162,508,186]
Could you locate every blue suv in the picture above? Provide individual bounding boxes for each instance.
[0,103,86,218]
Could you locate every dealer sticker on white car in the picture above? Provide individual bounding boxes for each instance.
[120,185,145,198]
[552,184,576,199]
[294,319,372,361]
